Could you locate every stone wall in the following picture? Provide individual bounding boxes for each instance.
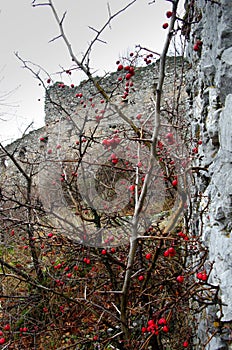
[185,0,232,348]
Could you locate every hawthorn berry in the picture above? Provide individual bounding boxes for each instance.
[166,11,173,18]
[172,179,178,187]
[162,22,169,29]
[3,324,10,331]
[162,325,169,333]
[138,275,144,281]
[197,272,207,281]
[168,247,176,256]
[101,249,107,255]
[47,232,53,238]
[158,318,167,325]
[176,275,184,283]
[117,64,123,71]
[0,338,6,345]
[183,341,189,347]
[145,253,152,260]
[125,73,132,80]
[129,185,135,192]
[166,132,175,144]
[192,147,198,154]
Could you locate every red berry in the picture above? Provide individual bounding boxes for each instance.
[66,273,72,278]
[101,249,107,255]
[93,335,98,341]
[166,132,174,144]
[168,247,176,257]
[47,78,51,84]
[129,185,135,192]
[172,179,178,187]
[136,114,142,120]
[141,326,147,333]
[163,250,169,257]
[129,67,135,75]
[125,73,132,80]
[162,23,169,29]
[201,273,208,281]
[158,318,167,325]
[183,341,189,347]
[138,275,144,281]
[0,338,6,345]
[0,331,3,336]
[145,253,152,260]
[193,44,199,51]
[147,319,155,326]
[162,325,169,332]
[110,247,116,253]
[47,232,53,238]
[4,324,10,331]
[112,158,118,165]
[176,275,184,283]
[117,64,123,71]
[192,147,198,154]
[166,11,173,18]
[196,272,203,280]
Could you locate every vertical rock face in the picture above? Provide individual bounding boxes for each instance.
[185,0,232,348]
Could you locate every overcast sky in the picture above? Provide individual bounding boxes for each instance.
[0,0,184,144]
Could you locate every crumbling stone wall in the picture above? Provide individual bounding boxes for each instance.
[185,0,232,348]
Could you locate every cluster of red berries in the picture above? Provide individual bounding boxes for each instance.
[144,53,154,65]
[83,257,91,264]
[142,317,169,335]
[101,247,116,255]
[196,271,208,281]
[110,153,118,165]
[117,62,135,81]
[102,134,121,149]
[178,231,189,241]
[75,92,83,98]
[0,324,11,345]
[163,246,176,258]
[116,61,135,99]
[162,10,173,29]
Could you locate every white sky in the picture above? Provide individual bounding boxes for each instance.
[0,0,184,144]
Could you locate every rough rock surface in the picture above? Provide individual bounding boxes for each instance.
[185,0,232,348]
